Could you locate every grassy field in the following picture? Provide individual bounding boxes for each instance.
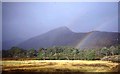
[2,60,120,72]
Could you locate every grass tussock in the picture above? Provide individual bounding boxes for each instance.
[2,60,119,72]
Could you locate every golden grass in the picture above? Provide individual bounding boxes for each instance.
[2,60,119,72]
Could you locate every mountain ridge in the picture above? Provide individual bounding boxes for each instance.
[14,26,119,50]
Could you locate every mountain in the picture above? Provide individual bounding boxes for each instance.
[76,31,119,49]
[16,26,119,50]
[2,38,25,50]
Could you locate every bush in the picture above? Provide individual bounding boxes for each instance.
[101,55,120,62]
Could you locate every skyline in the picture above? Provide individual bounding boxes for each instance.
[2,2,118,42]
[2,2,118,40]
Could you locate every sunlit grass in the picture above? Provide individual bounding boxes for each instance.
[2,60,119,72]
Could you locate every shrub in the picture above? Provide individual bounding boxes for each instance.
[101,55,120,62]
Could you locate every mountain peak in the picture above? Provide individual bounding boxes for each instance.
[56,26,71,31]
[89,31,100,33]
[7,26,119,50]
[49,26,72,34]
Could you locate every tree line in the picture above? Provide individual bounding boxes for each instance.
[2,45,120,60]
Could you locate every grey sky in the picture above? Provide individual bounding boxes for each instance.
[2,2,118,41]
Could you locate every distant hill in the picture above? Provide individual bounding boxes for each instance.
[2,38,24,50]
[15,26,119,49]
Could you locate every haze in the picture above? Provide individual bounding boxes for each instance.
[2,2,118,43]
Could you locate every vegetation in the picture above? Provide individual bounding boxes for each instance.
[2,45,120,61]
[2,60,119,72]
[2,45,120,72]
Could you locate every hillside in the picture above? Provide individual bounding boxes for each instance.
[16,26,119,49]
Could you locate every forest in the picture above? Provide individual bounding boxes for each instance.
[2,45,120,62]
